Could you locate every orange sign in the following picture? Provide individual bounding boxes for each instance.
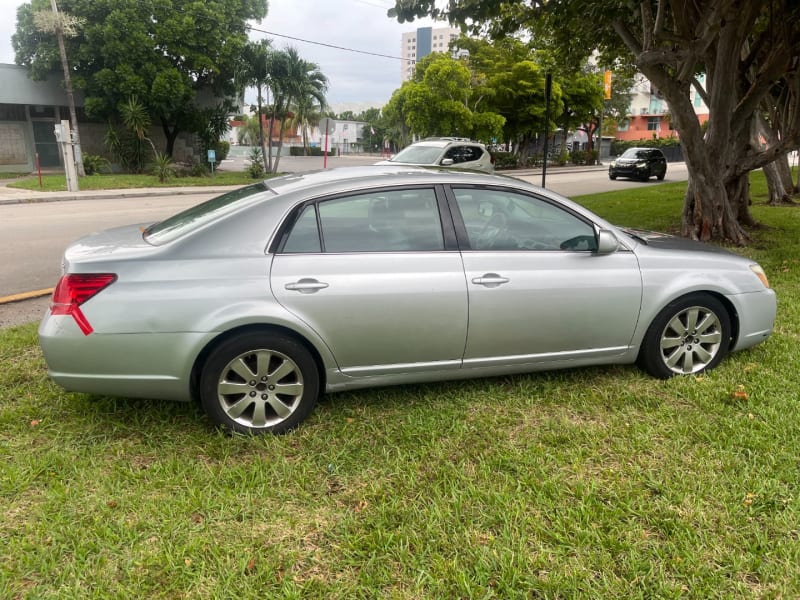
[603,71,612,99]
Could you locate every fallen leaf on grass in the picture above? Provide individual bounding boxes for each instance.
[245,558,256,574]
[30,420,41,427]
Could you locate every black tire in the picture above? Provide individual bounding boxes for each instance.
[609,169,617,180]
[638,293,732,379]
[657,170,666,181]
[199,332,319,434]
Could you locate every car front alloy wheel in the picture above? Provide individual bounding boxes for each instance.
[639,293,731,378]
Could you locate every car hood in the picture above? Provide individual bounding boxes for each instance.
[621,228,733,255]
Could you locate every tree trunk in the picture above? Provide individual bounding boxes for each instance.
[160,119,179,158]
[256,85,267,173]
[776,153,796,195]
[764,160,795,205]
[272,105,290,173]
[726,172,758,226]
[267,95,279,172]
[681,170,749,245]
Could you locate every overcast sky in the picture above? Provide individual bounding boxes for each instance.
[0,0,442,111]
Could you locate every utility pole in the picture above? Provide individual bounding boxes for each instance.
[50,0,85,177]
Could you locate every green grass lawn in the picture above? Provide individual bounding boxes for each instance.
[3,173,800,598]
[7,170,271,191]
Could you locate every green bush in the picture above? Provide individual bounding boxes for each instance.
[247,147,265,179]
[149,151,176,183]
[81,154,111,175]
[492,152,519,170]
[524,153,543,168]
[289,146,326,156]
[570,150,587,165]
[213,140,230,162]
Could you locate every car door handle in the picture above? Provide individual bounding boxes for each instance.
[471,273,510,287]
[285,278,329,293]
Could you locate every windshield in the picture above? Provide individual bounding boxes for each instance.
[389,145,444,164]
[621,148,650,159]
[143,183,270,245]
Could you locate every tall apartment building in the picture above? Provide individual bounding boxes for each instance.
[400,26,462,82]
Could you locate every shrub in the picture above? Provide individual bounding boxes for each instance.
[150,152,176,183]
[81,154,111,175]
[570,150,587,165]
[213,140,231,162]
[247,147,265,179]
[491,152,519,170]
[289,146,326,156]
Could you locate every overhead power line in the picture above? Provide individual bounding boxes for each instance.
[246,25,410,62]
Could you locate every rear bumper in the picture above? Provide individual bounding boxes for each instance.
[38,313,213,402]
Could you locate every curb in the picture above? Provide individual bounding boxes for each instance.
[0,186,243,206]
[0,288,53,305]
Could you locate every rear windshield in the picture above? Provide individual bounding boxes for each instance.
[390,145,444,164]
[143,183,271,245]
[621,148,653,159]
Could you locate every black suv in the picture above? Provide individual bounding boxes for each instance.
[609,147,667,181]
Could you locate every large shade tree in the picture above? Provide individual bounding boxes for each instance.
[382,53,505,144]
[14,0,268,156]
[392,0,800,244]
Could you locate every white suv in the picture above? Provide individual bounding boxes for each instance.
[378,138,495,173]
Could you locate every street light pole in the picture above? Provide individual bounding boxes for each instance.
[50,0,85,177]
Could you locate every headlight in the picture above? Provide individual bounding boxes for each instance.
[636,161,647,168]
[610,160,616,167]
[750,264,770,288]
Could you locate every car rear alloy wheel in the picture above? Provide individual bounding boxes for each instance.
[200,333,319,434]
[639,294,731,378]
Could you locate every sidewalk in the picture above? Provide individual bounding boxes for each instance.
[0,163,609,205]
[0,182,241,206]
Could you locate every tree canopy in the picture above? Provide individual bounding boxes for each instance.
[14,0,268,156]
[391,0,800,244]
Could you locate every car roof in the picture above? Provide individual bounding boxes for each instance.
[407,138,484,148]
[265,165,498,197]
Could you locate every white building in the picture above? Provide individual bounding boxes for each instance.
[401,26,463,82]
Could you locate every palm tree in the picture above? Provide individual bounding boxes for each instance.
[269,47,328,171]
[239,39,273,172]
[236,114,262,146]
[288,95,325,155]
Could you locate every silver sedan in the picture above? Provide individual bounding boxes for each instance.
[39,166,777,434]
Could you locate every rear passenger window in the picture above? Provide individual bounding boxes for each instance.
[281,189,445,253]
[282,205,321,253]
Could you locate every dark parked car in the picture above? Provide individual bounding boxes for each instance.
[609,147,667,181]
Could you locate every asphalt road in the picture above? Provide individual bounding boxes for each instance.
[0,162,688,328]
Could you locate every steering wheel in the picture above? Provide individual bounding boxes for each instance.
[476,211,508,248]
[559,234,596,251]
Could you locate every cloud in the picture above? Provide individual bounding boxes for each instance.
[0,0,441,108]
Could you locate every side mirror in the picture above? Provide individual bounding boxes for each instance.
[440,158,454,166]
[596,229,619,254]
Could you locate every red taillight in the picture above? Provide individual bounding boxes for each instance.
[51,273,117,335]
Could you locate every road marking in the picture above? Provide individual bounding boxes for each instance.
[0,288,53,305]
